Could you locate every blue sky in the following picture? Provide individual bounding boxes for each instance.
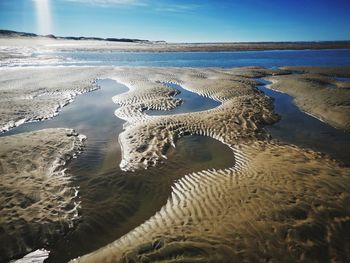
[0,0,350,42]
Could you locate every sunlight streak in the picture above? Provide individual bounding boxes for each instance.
[34,0,52,35]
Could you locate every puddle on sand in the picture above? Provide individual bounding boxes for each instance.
[47,134,235,263]
[256,78,350,166]
[147,82,220,116]
[336,77,350,83]
[0,79,128,173]
[2,79,235,262]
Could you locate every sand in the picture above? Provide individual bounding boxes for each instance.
[0,128,85,262]
[11,249,50,263]
[1,63,349,262]
[0,67,110,132]
[108,67,288,171]
[280,66,350,77]
[1,37,350,53]
[69,66,350,262]
[73,141,350,263]
[266,68,350,132]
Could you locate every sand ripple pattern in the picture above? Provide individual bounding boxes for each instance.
[73,67,350,262]
[0,128,85,262]
[109,67,285,171]
[0,67,110,132]
[76,141,350,262]
[266,67,350,132]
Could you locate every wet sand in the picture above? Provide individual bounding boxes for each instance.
[1,66,350,262]
[266,67,350,132]
[1,78,236,263]
[75,141,350,263]
[111,67,286,171]
[0,128,85,261]
[0,67,109,132]
[73,67,350,262]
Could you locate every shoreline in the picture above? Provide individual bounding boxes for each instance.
[1,37,350,53]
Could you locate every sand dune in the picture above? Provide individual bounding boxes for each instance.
[0,128,86,262]
[266,68,350,132]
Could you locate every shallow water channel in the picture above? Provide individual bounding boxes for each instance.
[2,79,235,262]
[257,78,350,165]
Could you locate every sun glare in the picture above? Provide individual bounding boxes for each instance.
[34,0,52,35]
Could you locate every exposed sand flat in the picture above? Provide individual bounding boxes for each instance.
[72,66,350,262]
[266,69,350,132]
[1,64,349,262]
[1,37,350,52]
[281,66,350,77]
[0,67,109,132]
[73,141,350,263]
[0,128,85,262]
[109,67,287,171]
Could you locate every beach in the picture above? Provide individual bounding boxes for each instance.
[0,40,349,262]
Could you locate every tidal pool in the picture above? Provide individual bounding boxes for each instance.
[2,79,235,262]
[256,78,350,166]
[147,82,220,116]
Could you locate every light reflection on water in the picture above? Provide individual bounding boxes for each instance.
[147,82,221,116]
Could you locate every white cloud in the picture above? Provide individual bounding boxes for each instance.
[155,4,199,13]
[61,0,200,12]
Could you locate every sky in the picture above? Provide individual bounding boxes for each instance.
[0,0,350,42]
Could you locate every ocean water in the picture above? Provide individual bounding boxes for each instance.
[37,48,350,68]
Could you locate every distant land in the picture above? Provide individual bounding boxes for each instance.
[1,29,350,52]
[0,29,154,43]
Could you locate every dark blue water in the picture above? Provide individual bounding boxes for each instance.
[49,49,350,68]
[256,79,350,165]
[147,83,220,116]
[336,77,350,82]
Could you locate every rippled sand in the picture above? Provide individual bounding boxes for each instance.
[74,141,350,263]
[72,67,350,262]
[266,67,350,132]
[1,65,349,262]
[0,129,85,261]
[0,67,109,132]
[110,67,288,171]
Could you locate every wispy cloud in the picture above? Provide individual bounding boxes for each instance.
[62,0,146,7]
[155,3,200,13]
[61,0,200,12]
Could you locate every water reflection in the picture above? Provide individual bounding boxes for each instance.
[147,82,220,116]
